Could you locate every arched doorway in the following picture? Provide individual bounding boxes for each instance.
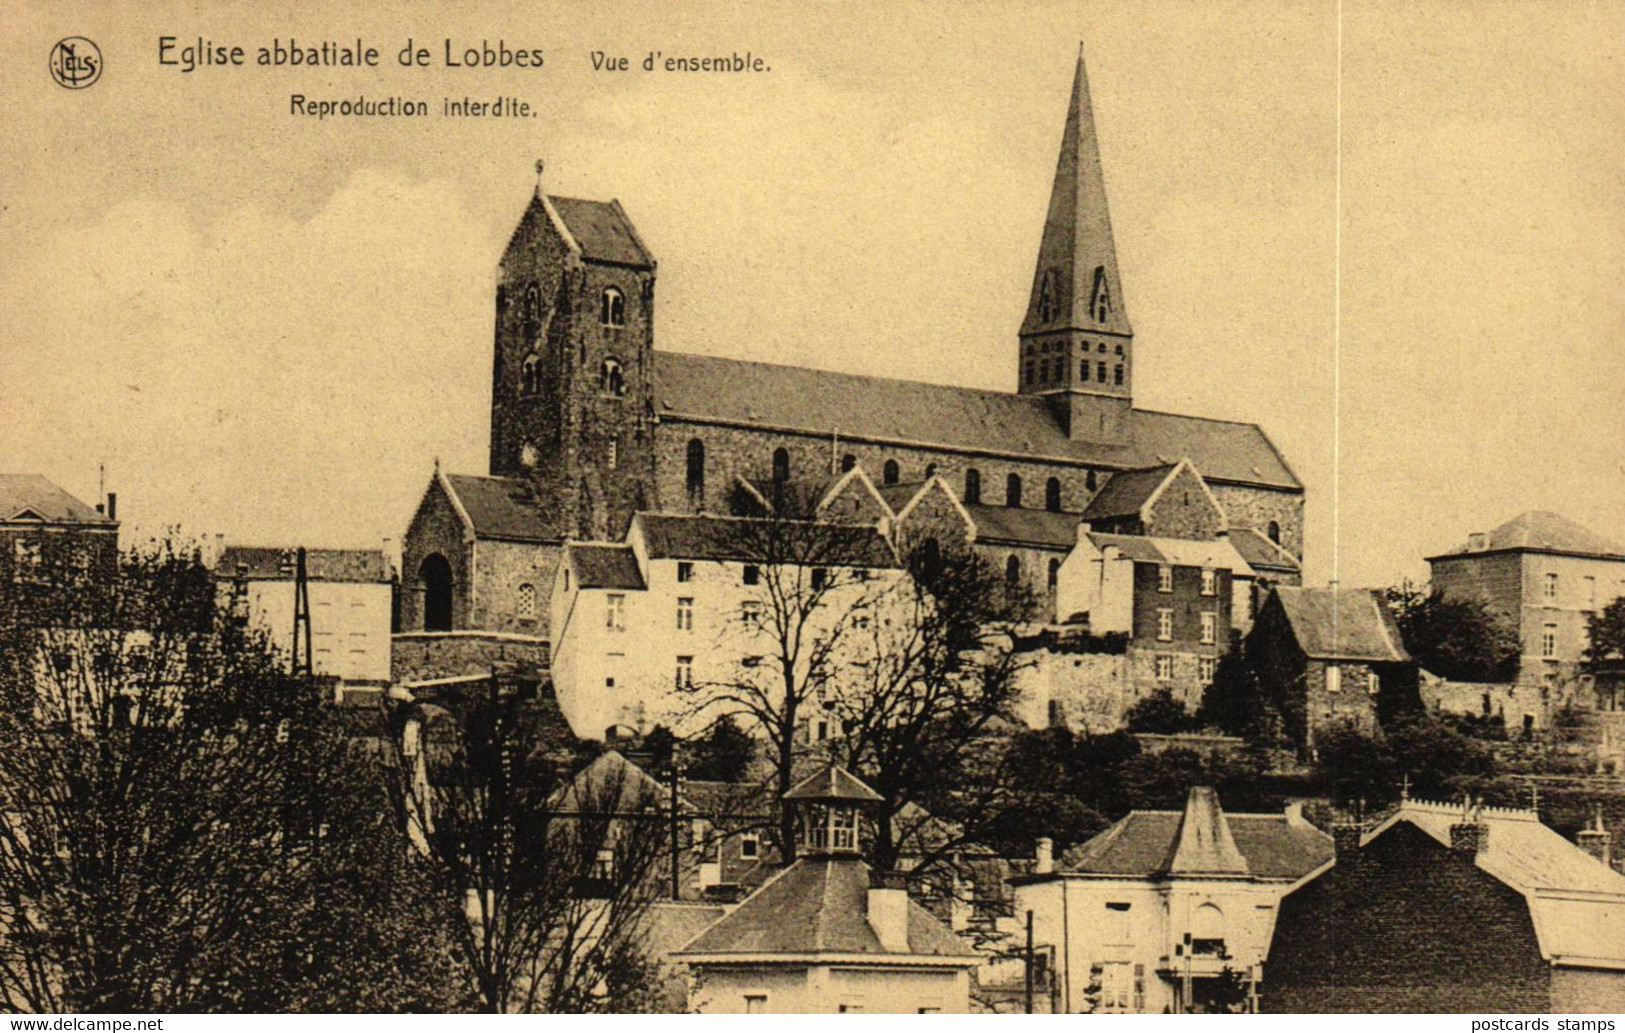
[420,554,453,631]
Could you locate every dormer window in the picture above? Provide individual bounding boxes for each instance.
[601,287,626,328]
[600,357,627,397]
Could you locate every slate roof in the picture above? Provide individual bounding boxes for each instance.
[1229,526,1302,573]
[963,503,1080,550]
[651,352,1300,491]
[1430,510,1625,562]
[1080,464,1177,522]
[549,750,667,814]
[216,546,389,583]
[443,473,554,542]
[566,544,645,590]
[784,765,884,803]
[1272,586,1411,664]
[547,196,654,268]
[0,474,113,526]
[675,856,976,960]
[1055,791,1332,881]
[634,513,899,568]
[1361,800,1625,969]
[1085,532,1255,575]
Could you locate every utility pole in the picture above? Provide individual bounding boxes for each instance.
[291,547,313,678]
[1024,909,1035,1014]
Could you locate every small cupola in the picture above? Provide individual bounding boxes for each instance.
[784,765,883,857]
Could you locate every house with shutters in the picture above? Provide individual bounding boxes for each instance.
[1264,798,1625,1013]
[1010,786,1332,1014]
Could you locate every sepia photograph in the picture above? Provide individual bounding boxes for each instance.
[1,0,1622,1017]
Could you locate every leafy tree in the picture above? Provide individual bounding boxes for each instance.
[1383,583,1517,682]
[1196,646,1278,742]
[1584,597,1625,673]
[1123,688,1192,734]
[684,715,756,783]
[1314,724,1398,814]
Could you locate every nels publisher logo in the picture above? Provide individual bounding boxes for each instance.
[49,37,102,89]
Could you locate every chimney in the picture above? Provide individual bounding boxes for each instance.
[1076,520,1093,548]
[1577,807,1612,868]
[1449,802,1489,857]
[1468,532,1487,552]
[1035,836,1054,875]
[105,492,118,522]
[867,869,910,953]
[1284,800,1308,827]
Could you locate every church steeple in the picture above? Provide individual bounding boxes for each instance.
[1020,44,1134,444]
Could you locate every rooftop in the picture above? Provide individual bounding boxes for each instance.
[1430,510,1625,562]
[216,546,390,583]
[442,473,554,542]
[0,474,114,526]
[1271,586,1411,664]
[565,543,645,590]
[633,512,899,569]
[546,195,654,268]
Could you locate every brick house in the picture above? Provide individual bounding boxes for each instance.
[404,47,1305,648]
[1427,511,1625,711]
[0,474,120,629]
[1011,786,1331,1014]
[1264,799,1625,1013]
[1245,586,1414,751]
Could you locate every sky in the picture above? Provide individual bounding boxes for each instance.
[2,0,1621,590]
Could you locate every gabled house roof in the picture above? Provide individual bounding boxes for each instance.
[674,856,976,962]
[1229,526,1302,573]
[1270,586,1411,664]
[961,503,1080,550]
[650,352,1301,492]
[548,749,667,815]
[564,543,645,590]
[439,471,554,542]
[0,474,114,526]
[1044,788,1331,882]
[216,546,389,583]
[784,764,884,803]
[1428,510,1625,563]
[1356,800,1625,969]
[1080,463,1177,522]
[1085,532,1256,575]
[632,513,899,569]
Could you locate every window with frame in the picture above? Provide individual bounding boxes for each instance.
[517,583,536,621]
[1199,656,1217,685]
[1100,961,1133,1013]
[1367,669,1381,695]
[1155,654,1174,682]
[13,539,43,580]
[675,656,694,690]
[1158,564,1173,593]
[1157,608,1174,641]
[605,594,626,631]
[1006,473,1023,508]
[599,357,627,397]
[676,597,694,631]
[686,438,705,497]
[742,564,760,586]
[677,561,694,583]
[811,567,828,591]
[964,468,982,505]
[1326,663,1342,693]
[883,459,900,486]
[1200,568,1216,596]
[1543,572,1558,601]
[740,831,760,860]
[1079,359,1090,382]
[607,437,619,470]
[1542,623,1557,659]
[1097,361,1107,382]
[1045,477,1062,512]
[1200,611,1217,645]
[1114,364,1124,386]
[601,286,626,328]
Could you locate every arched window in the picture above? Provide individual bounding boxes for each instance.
[1192,903,1226,956]
[686,438,706,499]
[840,453,856,473]
[419,554,453,632]
[1045,477,1062,512]
[1086,469,1098,491]
[520,354,541,395]
[600,357,626,397]
[918,537,942,581]
[601,287,626,328]
[524,284,540,338]
[517,583,536,620]
[883,459,900,486]
[772,447,790,485]
[1267,521,1281,545]
[1006,473,1023,508]
[1048,558,1060,590]
[964,468,982,505]
[1005,555,1022,586]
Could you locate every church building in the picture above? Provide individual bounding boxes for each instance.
[401,49,1304,645]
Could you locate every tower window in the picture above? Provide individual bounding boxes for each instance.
[772,447,790,486]
[1114,365,1124,386]
[883,459,900,486]
[686,439,706,499]
[964,468,982,505]
[520,354,541,395]
[1115,344,1124,355]
[601,287,626,328]
[1087,469,1097,491]
[1045,477,1062,512]
[1097,361,1107,381]
[600,357,627,397]
[1006,473,1022,508]
[1079,360,1090,383]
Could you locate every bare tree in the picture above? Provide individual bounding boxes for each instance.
[391,678,667,1013]
[0,539,462,1012]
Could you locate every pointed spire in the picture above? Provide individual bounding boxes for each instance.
[1163,787,1250,876]
[1021,42,1132,339]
